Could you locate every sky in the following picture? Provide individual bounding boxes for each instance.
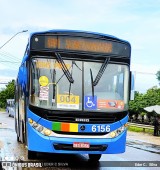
[0,0,159,93]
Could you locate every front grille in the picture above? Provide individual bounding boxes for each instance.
[29,105,128,124]
[46,113,117,124]
[53,143,107,151]
[52,131,108,136]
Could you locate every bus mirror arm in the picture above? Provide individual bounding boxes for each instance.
[129,71,135,100]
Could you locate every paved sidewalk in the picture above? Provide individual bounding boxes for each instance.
[127,131,160,146]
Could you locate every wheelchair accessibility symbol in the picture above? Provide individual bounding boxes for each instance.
[84,96,97,109]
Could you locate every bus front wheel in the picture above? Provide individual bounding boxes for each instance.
[17,134,20,142]
[88,154,102,161]
[28,150,37,159]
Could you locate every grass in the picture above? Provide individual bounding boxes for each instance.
[0,108,6,112]
[128,126,154,134]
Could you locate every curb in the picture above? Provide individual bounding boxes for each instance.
[126,139,160,154]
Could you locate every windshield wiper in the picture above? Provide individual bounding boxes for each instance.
[90,57,110,99]
[90,68,94,99]
[68,62,73,96]
[68,61,82,96]
[52,69,56,104]
[93,57,110,86]
[55,53,74,83]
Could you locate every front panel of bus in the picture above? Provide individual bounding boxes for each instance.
[26,32,131,154]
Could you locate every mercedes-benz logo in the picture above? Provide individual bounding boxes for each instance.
[80,125,85,131]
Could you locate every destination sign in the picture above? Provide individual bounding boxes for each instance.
[31,35,130,57]
[45,36,112,54]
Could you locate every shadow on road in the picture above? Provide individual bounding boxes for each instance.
[27,152,100,169]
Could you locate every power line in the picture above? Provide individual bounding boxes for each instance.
[0,60,20,70]
[0,52,21,62]
[0,61,20,63]
[132,71,156,75]
[0,51,21,69]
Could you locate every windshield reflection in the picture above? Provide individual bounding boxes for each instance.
[30,57,129,112]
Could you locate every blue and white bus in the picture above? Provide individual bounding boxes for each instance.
[15,30,131,161]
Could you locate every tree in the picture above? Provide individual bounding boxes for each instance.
[129,86,160,121]
[143,86,160,106]
[129,91,146,120]
[5,80,15,99]
[0,80,15,108]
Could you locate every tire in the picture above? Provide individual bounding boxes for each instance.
[21,121,25,144]
[88,154,102,161]
[15,119,17,133]
[17,134,20,142]
[28,150,37,159]
[15,120,21,142]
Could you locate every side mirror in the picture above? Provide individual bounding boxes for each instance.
[130,71,135,100]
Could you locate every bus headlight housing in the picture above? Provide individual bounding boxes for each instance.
[28,118,52,136]
[109,124,127,138]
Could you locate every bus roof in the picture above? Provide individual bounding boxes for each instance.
[21,29,131,65]
[30,29,130,44]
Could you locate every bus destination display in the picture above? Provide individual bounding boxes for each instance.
[45,36,113,54]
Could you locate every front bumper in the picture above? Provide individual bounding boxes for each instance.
[27,123,127,154]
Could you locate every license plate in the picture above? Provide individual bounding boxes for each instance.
[73,142,90,148]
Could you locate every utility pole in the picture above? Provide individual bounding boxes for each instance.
[0,30,28,49]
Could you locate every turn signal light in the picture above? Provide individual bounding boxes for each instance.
[28,118,33,124]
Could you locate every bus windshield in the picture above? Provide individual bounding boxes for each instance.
[29,56,129,112]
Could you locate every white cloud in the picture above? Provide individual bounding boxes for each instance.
[131,63,159,93]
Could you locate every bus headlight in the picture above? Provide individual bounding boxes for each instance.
[37,126,44,132]
[33,123,38,128]
[28,118,52,136]
[43,129,52,136]
[109,125,126,138]
[110,132,116,138]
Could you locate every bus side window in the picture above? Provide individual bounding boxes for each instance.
[31,70,35,94]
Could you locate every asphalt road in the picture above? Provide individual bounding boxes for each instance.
[0,112,160,170]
